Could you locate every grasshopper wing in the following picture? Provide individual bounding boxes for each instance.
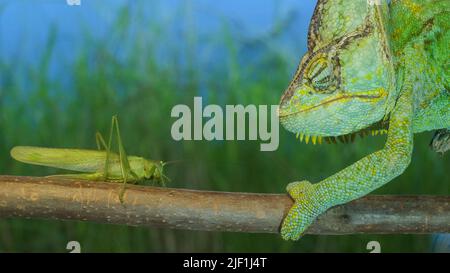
[10,146,118,173]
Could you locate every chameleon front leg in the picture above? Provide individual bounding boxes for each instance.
[281,87,414,240]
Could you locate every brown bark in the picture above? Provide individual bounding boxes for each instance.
[0,175,448,234]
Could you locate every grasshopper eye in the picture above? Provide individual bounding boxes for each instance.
[305,56,337,93]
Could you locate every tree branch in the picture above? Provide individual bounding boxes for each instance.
[0,175,448,234]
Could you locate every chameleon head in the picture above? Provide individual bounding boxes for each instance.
[278,1,394,139]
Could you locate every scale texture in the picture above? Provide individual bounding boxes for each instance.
[278,0,449,240]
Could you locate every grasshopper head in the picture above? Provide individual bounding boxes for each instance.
[143,159,167,185]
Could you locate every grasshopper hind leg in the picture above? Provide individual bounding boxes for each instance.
[95,131,112,181]
[110,115,139,203]
[46,173,106,181]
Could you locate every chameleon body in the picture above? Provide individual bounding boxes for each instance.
[278,0,449,240]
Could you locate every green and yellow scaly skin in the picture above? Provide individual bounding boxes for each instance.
[278,0,449,240]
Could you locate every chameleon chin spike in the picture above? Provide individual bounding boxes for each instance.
[318,136,323,145]
[331,137,337,144]
[304,135,310,144]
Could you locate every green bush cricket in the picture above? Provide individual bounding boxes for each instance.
[10,115,168,202]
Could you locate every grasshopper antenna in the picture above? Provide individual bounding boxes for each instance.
[163,160,183,166]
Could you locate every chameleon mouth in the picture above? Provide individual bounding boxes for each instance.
[294,120,389,145]
[279,89,387,118]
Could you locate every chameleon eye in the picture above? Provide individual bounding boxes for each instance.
[305,57,337,93]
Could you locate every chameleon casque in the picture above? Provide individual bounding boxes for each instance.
[278,0,449,240]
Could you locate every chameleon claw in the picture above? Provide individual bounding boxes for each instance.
[281,180,323,241]
[286,180,314,199]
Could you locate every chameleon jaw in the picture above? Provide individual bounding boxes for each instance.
[279,87,389,144]
[279,88,387,119]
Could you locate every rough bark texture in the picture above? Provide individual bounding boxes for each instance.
[0,175,448,234]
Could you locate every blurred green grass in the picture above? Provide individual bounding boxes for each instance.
[0,3,448,252]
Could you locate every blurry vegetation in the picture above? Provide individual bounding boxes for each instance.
[0,2,448,252]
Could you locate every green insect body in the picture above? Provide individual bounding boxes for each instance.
[10,147,165,183]
[10,116,167,201]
